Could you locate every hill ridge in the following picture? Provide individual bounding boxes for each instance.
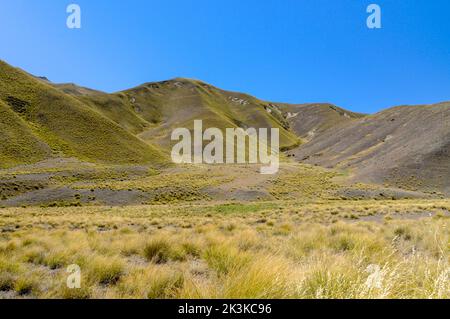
[1,60,448,195]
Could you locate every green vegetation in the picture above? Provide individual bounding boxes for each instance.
[0,60,449,300]
[0,100,50,167]
[269,164,340,199]
[0,61,303,169]
[0,60,167,168]
[120,77,301,152]
[0,200,448,299]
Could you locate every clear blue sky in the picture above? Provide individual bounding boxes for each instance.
[1,0,449,113]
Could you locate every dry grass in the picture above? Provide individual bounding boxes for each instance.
[0,199,448,299]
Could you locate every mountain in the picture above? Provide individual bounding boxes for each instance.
[0,61,301,168]
[273,103,365,141]
[60,78,301,151]
[1,60,448,195]
[289,103,450,194]
[0,60,167,168]
[0,99,51,167]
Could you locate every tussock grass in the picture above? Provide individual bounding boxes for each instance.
[143,239,173,264]
[0,60,168,167]
[222,255,293,298]
[203,245,251,276]
[0,200,448,299]
[88,256,125,285]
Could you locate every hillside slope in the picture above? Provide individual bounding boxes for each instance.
[125,79,300,150]
[289,103,450,194]
[0,99,51,167]
[0,61,167,167]
[57,78,302,155]
[2,60,448,196]
[275,103,365,141]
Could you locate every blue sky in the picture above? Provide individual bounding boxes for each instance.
[1,0,449,113]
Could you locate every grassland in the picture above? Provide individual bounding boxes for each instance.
[0,199,448,299]
[0,100,50,167]
[0,61,167,168]
[0,60,302,170]
[0,159,447,299]
[0,161,393,207]
[0,60,448,299]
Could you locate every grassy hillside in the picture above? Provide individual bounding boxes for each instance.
[291,103,450,194]
[55,83,151,135]
[60,78,301,151]
[0,100,51,167]
[276,103,365,141]
[2,60,448,195]
[0,61,167,167]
